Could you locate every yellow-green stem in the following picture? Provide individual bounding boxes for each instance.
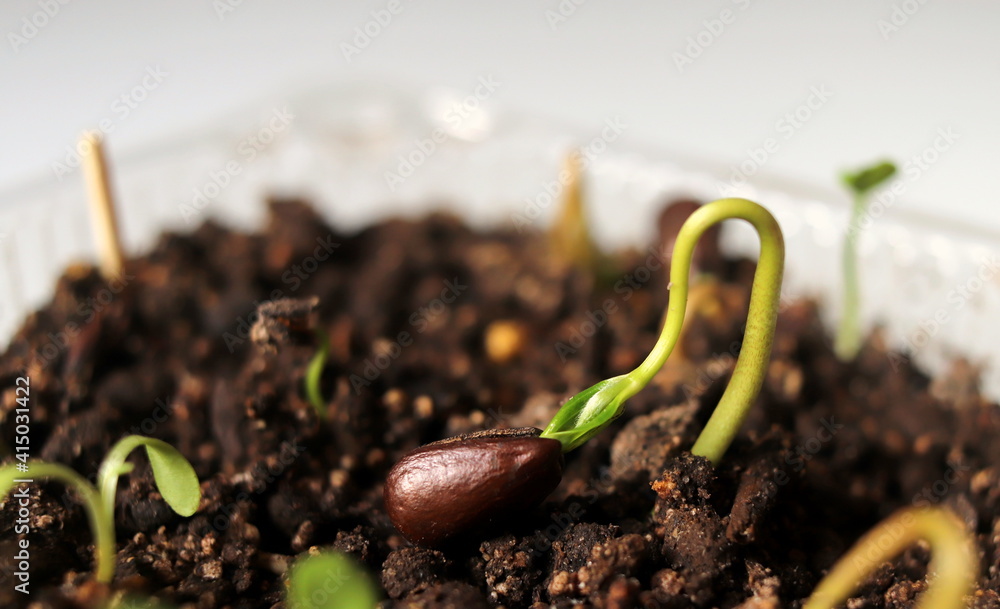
[803,506,976,609]
[10,463,115,583]
[305,330,330,418]
[834,194,864,360]
[540,198,784,462]
[680,199,784,464]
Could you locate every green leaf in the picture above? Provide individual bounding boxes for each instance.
[843,161,897,196]
[99,436,202,522]
[288,551,380,609]
[540,375,633,452]
[143,441,201,517]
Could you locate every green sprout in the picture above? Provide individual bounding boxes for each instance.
[0,435,200,584]
[287,550,380,609]
[834,160,897,360]
[304,329,330,419]
[540,197,784,464]
[803,506,976,609]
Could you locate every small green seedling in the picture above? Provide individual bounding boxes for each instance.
[287,550,380,609]
[834,160,897,360]
[97,435,200,520]
[0,435,200,583]
[803,506,976,609]
[304,329,330,419]
[540,197,785,464]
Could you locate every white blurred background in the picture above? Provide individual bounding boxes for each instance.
[1,0,998,229]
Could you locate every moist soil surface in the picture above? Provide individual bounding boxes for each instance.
[2,199,999,609]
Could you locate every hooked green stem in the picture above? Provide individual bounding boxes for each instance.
[803,506,975,609]
[541,198,784,463]
[1,462,116,583]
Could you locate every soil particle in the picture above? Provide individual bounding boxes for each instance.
[725,434,795,544]
[383,582,491,609]
[652,453,730,605]
[562,533,651,601]
[734,560,781,609]
[380,547,450,599]
[250,297,319,352]
[477,533,546,606]
[610,401,701,484]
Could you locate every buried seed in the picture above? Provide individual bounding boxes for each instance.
[383,427,563,547]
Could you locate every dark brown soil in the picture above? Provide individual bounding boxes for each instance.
[1,199,999,609]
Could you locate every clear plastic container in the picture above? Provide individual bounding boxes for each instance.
[2,82,998,398]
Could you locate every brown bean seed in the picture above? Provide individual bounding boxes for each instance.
[384,427,564,547]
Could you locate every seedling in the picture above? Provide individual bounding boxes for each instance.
[287,550,380,609]
[385,198,784,546]
[834,160,897,360]
[803,506,975,609]
[97,435,201,520]
[541,197,784,463]
[0,435,200,583]
[304,329,330,419]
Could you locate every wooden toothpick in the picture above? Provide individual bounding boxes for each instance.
[81,131,124,279]
[548,151,596,269]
